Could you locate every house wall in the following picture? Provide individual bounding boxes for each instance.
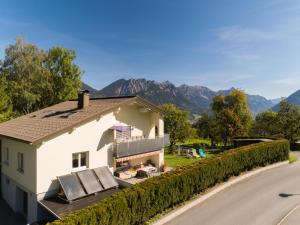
[36,104,158,197]
[1,137,37,193]
[1,174,38,223]
[115,105,154,138]
[0,137,38,223]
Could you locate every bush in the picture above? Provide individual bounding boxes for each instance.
[49,140,289,225]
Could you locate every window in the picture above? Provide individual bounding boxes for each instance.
[3,147,9,165]
[17,152,24,173]
[72,152,88,170]
[155,126,159,137]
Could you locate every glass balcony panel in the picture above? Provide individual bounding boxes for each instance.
[114,134,170,158]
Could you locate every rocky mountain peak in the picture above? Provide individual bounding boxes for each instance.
[84,78,280,116]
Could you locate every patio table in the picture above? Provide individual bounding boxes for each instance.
[137,166,157,177]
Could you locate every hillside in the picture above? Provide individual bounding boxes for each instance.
[81,82,98,95]
[86,78,278,115]
[272,90,300,111]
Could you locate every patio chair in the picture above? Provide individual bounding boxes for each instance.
[191,149,200,158]
[198,148,206,158]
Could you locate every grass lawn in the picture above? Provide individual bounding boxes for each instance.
[164,154,200,168]
[164,138,223,168]
[177,138,211,146]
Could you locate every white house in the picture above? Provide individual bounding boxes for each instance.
[0,92,169,224]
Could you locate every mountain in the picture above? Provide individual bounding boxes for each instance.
[270,97,284,105]
[245,94,275,115]
[272,90,300,111]
[81,82,98,95]
[93,79,277,116]
[216,88,276,115]
[98,79,206,113]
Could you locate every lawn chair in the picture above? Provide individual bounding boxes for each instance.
[198,148,206,158]
[191,148,200,158]
[185,148,193,158]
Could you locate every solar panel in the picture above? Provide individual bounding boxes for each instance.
[93,167,119,190]
[76,169,104,194]
[57,174,86,201]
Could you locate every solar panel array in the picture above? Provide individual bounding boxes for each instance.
[57,166,119,202]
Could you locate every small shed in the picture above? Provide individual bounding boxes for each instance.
[233,138,273,148]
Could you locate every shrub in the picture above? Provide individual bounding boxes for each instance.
[49,140,289,225]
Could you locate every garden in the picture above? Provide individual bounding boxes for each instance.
[164,139,224,168]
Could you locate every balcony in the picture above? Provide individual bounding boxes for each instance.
[113,134,170,158]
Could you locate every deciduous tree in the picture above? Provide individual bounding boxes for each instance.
[45,47,82,104]
[0,75,13,122]
[1,38,52,114]
[251,111,281,137]
[161,104,190,146]
[277,101,300,143]
[0,38,83,115]
[211,90,252,145]
[193,112,218,145]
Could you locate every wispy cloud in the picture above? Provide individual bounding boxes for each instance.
[216,26,280,43]
[273,76,300,85]
[224,51,260,63]
[184,72,253,86]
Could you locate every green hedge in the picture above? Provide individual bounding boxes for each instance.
[49,140,289,225]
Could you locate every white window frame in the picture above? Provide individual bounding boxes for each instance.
[72,152,88,171]
[17,152,24,173]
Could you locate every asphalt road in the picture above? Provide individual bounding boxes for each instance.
[166,153,300,225]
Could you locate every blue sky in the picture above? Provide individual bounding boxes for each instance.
[0,0,300,98]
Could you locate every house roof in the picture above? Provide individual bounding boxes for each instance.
[0,96,162,145]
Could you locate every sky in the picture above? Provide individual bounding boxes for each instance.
[0,0,300,99]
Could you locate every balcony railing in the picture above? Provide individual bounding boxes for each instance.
[113,134,170,158]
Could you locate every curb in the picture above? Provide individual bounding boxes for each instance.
[152,161,289,225]
[277,203,300,225]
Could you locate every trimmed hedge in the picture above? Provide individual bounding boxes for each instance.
[49,140,289,225]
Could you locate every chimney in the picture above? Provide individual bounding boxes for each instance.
[78,90,90,109]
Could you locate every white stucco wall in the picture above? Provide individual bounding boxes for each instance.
[0,137,38,223]
[1,137,37,193]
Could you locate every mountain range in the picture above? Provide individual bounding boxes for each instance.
[82,78,292,116]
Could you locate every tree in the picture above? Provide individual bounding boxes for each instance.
[1,38,52,114]
[45,47,82,104]
[193,112,218,145]
[277,101,300,143]
[0,75,13,122]
[251,111,281,137]
[211,90,252,145]
[161,104,190,147]
[0,38,83,115]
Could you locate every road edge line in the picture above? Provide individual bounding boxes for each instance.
[152,160,289,225]
[277,203,300,225]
